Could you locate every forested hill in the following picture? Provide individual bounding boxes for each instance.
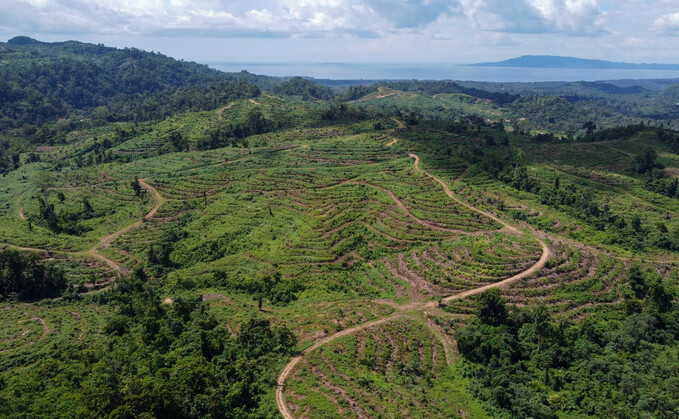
[0,36,277,127]
[382,80,519,105]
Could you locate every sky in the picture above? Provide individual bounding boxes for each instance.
[1,0,679,65]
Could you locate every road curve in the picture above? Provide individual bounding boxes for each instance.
[3,177,167,280]
[411,152,551,302]
[276,315,399,419]
[93,178,165,251]
[139,179,166,220]
[410,153,518,234]
[391,117,405,129]
[275,152,551,418]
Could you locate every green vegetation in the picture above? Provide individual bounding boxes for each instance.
[2,37,679,418]
[456,282,678,418]
[1,270,296,417]
[0,248,66,301]
[287,318,480,418]
[273,77,335,101]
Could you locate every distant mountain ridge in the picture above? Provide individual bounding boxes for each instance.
[471,55,679,70]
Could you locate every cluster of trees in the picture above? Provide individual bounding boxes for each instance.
[1,134,44,175]
[531,132,569,143]
[29,171,99,235]
[455,282,679,418]
[646,176,679,201]
[573,121,679,148]
[0,138,23,174]
[583,122,642,141]
[111,80,262,123]
[272,77,335,101]
[533,173,679,250]
[145,216,302,306]
[214,270,302,309]
[336,84,379,101]
[34,194,97,235]
[634,147,664,176]
[146,215,190,273]
[196,108,274,150]
[0,269,297,417]
[471,79,679,131]
[0,248,66,301]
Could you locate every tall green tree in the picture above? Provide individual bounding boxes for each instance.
[130,176,142,196]
[33,170,55,206]
[476,288,508,326]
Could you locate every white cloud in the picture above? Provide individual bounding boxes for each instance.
[621,37,647,48]
[10,0,679,67]
[459,0,606,35]
[363,0,458,28]
[0,0,614,41]
[653,11,679,35]
[0,0,462,38]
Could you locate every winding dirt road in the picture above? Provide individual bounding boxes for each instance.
[275,315,399,416]
[410,153,518,234]
[276,149,551,419]
[217,102,235,119]
[92,179,165,251]
[339,180,483,235]
[3,177,166,281]
[6,115,549,417]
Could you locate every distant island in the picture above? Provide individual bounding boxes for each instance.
[471,55,679,70]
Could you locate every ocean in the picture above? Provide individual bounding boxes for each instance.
[207,62,679,82]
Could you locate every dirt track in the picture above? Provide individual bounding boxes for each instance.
[88,178,166,277]
[411,153,519,235]
[3,177,167,282]
[344,180,482,234]
[217,102,235,119]
[276,140,551,418]
[93,179,164,250]
[275,316,398,418]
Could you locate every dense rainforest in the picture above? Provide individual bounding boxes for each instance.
[0,36,273,128]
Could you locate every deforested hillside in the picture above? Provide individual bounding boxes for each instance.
[2,39,679,418]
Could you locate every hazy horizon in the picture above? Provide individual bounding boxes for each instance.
[206,61,679,82]
[9,33,679,82]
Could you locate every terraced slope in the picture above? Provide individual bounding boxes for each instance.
[276,147,552,418]
[285,318,456,418]
[7,103,662,418]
